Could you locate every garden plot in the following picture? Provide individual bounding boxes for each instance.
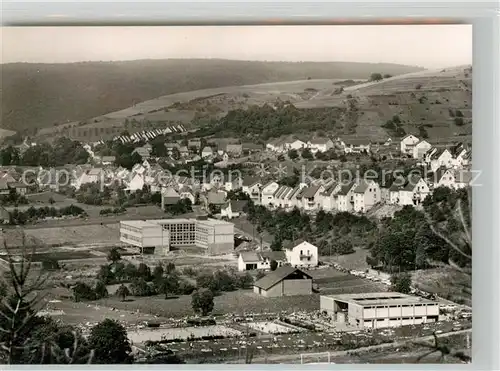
[245,321,299,334]
[128,325,242,344]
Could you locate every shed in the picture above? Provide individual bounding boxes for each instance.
[253,266,313,297]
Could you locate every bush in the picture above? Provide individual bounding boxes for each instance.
[72,282,96,302]
[191,289,214,316]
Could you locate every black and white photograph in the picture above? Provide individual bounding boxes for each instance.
[1,24,473,365]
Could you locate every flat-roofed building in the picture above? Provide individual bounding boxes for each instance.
[320,292,439,329]
[119,220,170,255]
[119,217,234,255]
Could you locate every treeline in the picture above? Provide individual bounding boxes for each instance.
[367,187,471,272]
[72,183,161,207]
[247,203,377,255]
[197,103,343,140]
[0,138,89,167]
[7,205,87,225]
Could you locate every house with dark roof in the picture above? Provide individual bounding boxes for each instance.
[321,182,341,211]
[425,148,453,172]
[398,175,430,206]
[352,180,381,213]
[242,143,264,154]
[161,187,181,208]
[242,177,262,204]
[253,266,313,297]
[296,184,325,211]
[221,200,248,220]
[335,181,357,212]
[237,250,286,271]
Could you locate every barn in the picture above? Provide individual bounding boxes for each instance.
[253,266,313,297]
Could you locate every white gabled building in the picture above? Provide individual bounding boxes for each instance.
[238,251,286,272]
[295,184,325,211]
[335,182,357,212]
[425,148,454,172]
[242,177,262,205]
[431,167,456,189]
[400,134,420,155]
[260,181,280,208]
[321,182,341,211]
[398,175,430,206]
[307,138,334,153]
[352,180,381,213]
[285,240,319,268]
[412,140,433,160]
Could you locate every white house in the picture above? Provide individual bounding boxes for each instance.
[307,138,334,153]
[273,185,298,209]
[285,240,319,268]
[398,175,430,206]
[127,173,145,192]
[242,177,262,205]
[412,140,433,160]
[341,139,371,154]
[266,139,286,153]
[321,182,341,211]
[221,200,248,220]
[238,251,286,272]
[260,181,280,208]
[400,134,420,155]
[296,185,325,211]
[74,168,105,190]
[201,146,213,158]
[352,180,381,213]
[427,148,454,172]
[431,167,456,189]
[387,183,403,205]
[450,143,470,169]
[289,139,307,151]
[336,182,357,212]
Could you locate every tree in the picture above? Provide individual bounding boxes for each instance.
[87,319,132,364]
[191,289,214,316]
[72,282,96,302]
[129,278,153,297]
[158,274,180,299]
[96,265,114,285]
[152,264,164,283]
[115,284,130,302]
[288,149,299,160]
[301,148,314,160]
[390,272,412,294]
[94,281,109,299]
[136,263,152,281]
[370,73,383,81]
[165,262,176,275]
[107,247,121,264]
[124,263,137,280]
[270,260,278,271]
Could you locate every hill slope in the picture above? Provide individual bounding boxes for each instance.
[50,65,469,143]
[1,59,423,134]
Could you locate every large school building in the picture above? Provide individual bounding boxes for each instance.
[320,292,440,329]
[119,217,234,255]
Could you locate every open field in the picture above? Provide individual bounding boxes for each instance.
[320,248,371,271]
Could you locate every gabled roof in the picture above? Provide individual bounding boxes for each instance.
[242,176,261,187]
[401,134,419,141]
[337,181,356,196]
[434,167,453,182]
[260,250,286,261]
[402,175,424,192]
[309,138,332,145]
[239,251,261,263]
[353,180,372,194]
[254,266,312,290]
[225,200,248,212]
[342,138,372,146]
[299,185,322,199]
[201,146,213,153]
[321,182,339,197]
[430,148,450,160]
[207,191,226,205]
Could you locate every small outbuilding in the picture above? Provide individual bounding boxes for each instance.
[253,266,313,297]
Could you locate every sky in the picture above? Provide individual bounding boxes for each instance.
[1,25,472,69]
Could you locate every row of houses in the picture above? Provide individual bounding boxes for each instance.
[240,168,472,213]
